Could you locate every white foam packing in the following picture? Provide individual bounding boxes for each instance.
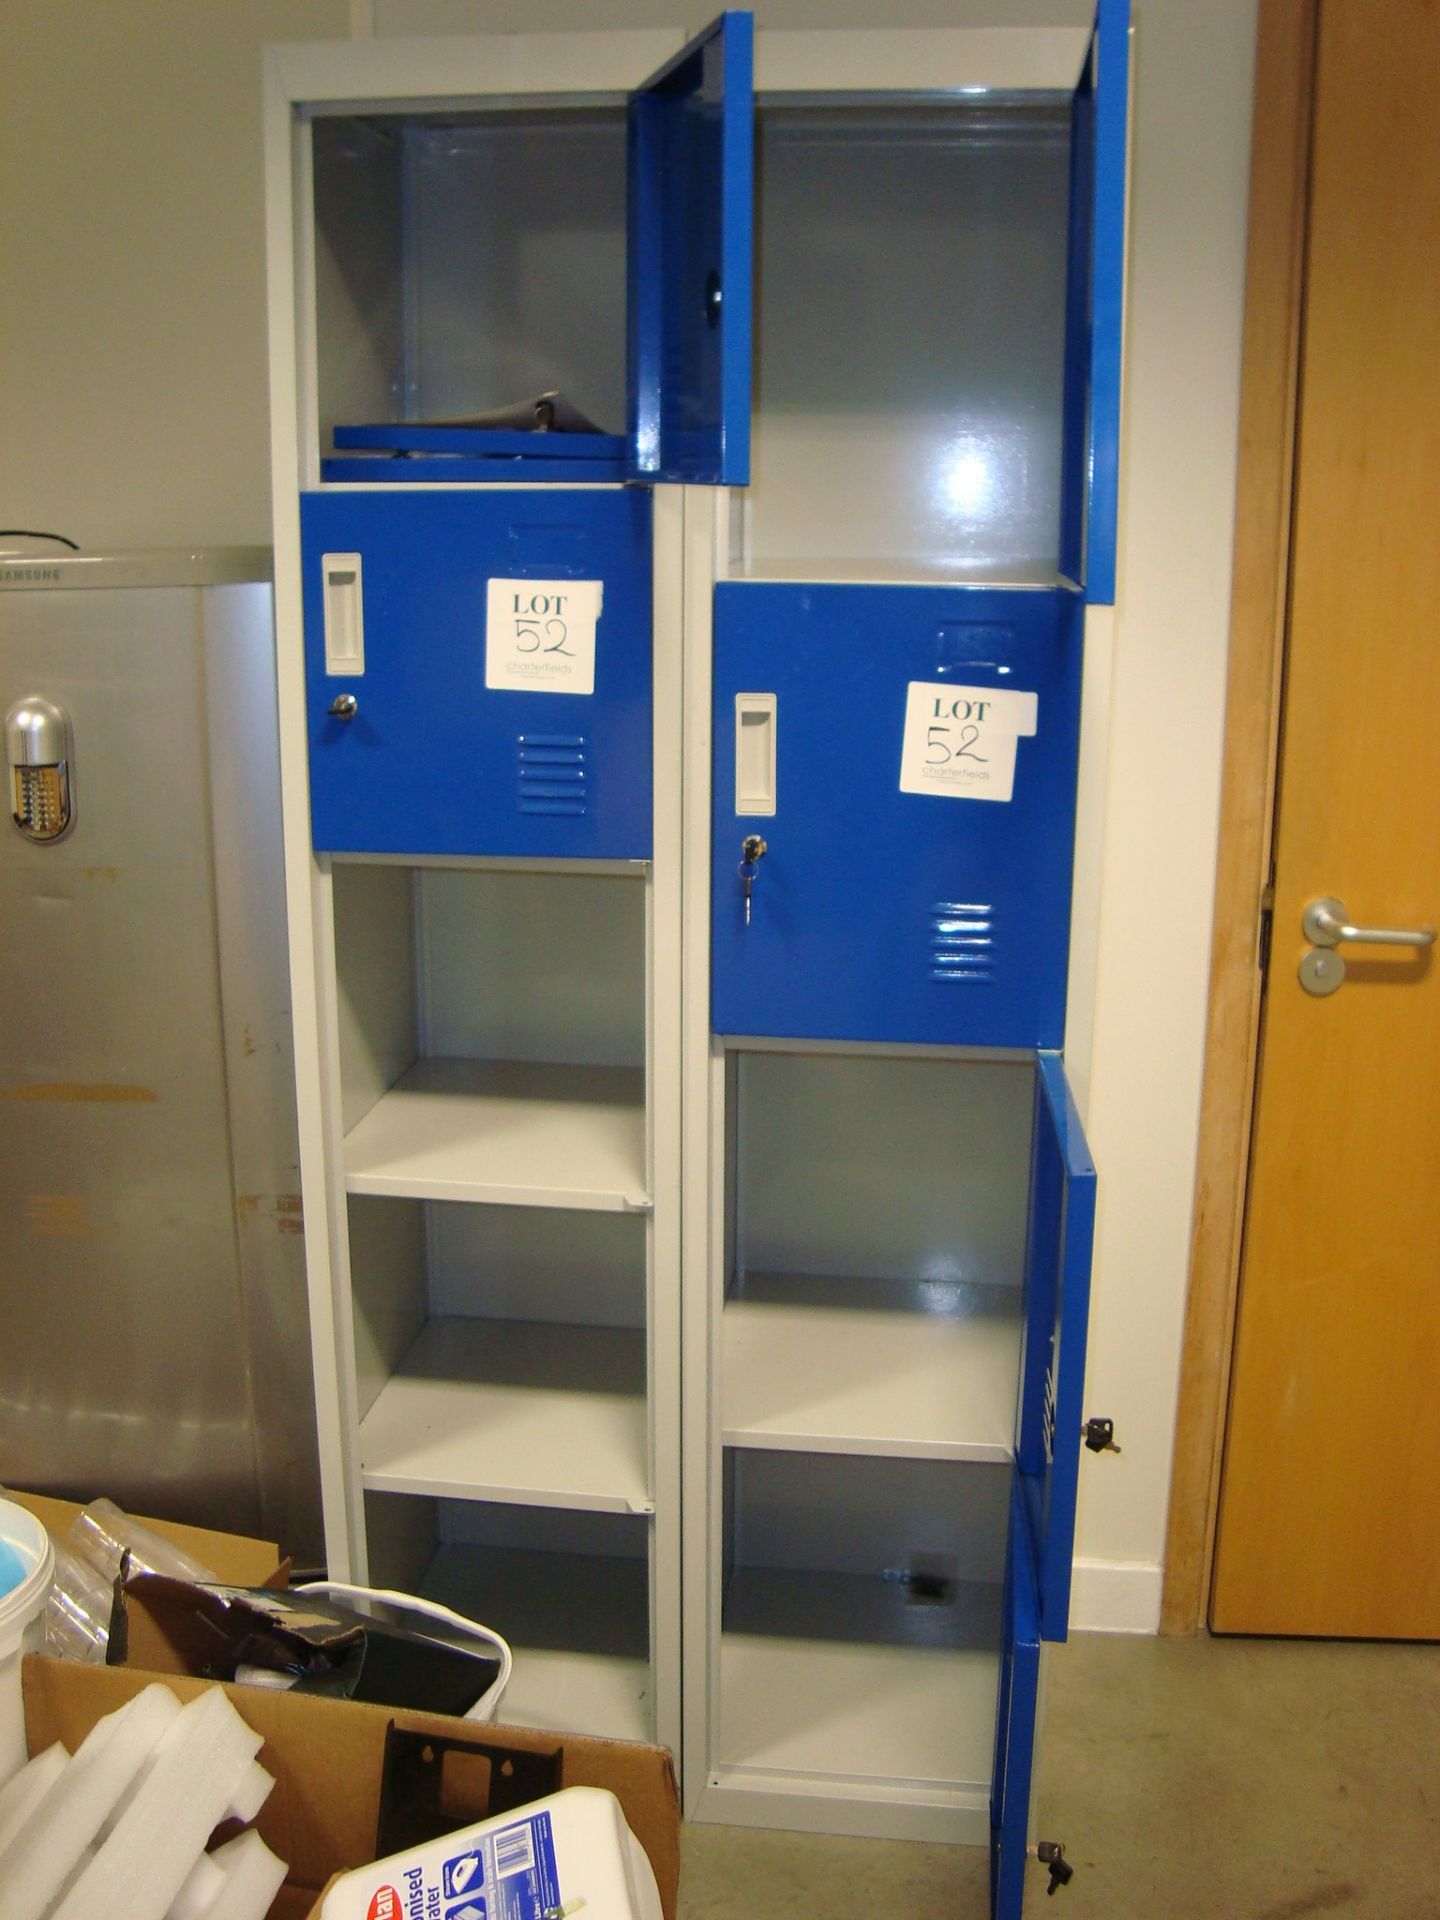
[48,1840,99,1914]
[226,1758,275,1827]
[0,1682,180,1920]
[50,1685,265,1920]
[193,1829,289,1920]
[166,1849,227,1920]
[0,1741,69,1858]
[99,1732,272,1845]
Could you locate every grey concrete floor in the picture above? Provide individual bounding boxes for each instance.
[679,1631,1440,1918]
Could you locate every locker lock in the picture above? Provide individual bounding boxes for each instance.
[739,835,767,926]
[1083,1417,1121,1455]
[326,693,358,720]
[1037,1842,1074,1895]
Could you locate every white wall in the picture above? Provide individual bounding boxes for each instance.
[0,0,1258,1629]
[0,0,347,549]
[1072,0,1257,1629]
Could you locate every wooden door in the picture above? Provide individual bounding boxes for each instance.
[1210,0,1440,1637]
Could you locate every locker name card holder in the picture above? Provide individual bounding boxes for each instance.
[899,681,1038,803]
[485,579,603,695]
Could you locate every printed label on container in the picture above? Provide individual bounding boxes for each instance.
[430,1809,560,1920]
[486,579,602,695]
[899,680,1038,803]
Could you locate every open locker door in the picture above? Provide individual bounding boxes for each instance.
[991,1484,1043,1920]
[1014,1051,1097,1639]
[627,12,753,485]
[991,1053,1096,1913]
[1059,0,1130,604]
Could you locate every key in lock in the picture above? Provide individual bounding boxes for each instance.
[738,835,767,925]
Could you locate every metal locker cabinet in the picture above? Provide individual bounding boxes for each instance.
[265,12,755,1768]
[270,4,1126,1904]
[681,5,1127,1914]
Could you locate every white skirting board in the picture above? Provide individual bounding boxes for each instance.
[1068,1559,1164,1635]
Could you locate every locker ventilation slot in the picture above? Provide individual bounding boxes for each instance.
[517,734,588,817]
[928,902,995,984]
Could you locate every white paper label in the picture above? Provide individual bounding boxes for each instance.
[898,681,1038,803]
[485,579,602,694]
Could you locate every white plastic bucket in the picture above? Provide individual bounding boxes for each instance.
[0,1498,54,1787]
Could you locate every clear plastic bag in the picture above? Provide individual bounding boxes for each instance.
[68,1497,217,1587]
[43,1541,115,1663]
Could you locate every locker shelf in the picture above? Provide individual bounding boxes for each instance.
[357,1317,652,1513]
[486,1645,652,1744]
[721,1275,1022,1463]
[420,1541,652,1744]
[342,1059,649,1210]
[718,1568,1001,1788]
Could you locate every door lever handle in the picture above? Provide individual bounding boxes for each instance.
[1302,896,1436,950]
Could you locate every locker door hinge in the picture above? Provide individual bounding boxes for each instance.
[1082,1416,1121,1455]
[1036,1841,1075,1895]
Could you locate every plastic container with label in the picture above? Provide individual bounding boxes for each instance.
[319,1785,662,1920]
[0,1497,55,1786]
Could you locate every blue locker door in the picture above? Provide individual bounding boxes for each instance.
[628,12,753,486]
[990,1484,1042,1920]
[711,584,1083,1049]
[1059,0,1130,604]
[1014,1053,1098,1641]
[300,489,653,860]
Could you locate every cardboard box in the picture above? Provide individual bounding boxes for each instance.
[22,1657,681,1920]
[5,1489,287,1588]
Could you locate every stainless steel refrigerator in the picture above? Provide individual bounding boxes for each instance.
[0,546,321,1560]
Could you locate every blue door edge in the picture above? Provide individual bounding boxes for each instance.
[631,8,750,101]
[1017,1051,1098,1641]
[990,1480,1042,1920]
[1087,0,1131,605]
[1061,0,1130,605]
[627,12,754,487]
